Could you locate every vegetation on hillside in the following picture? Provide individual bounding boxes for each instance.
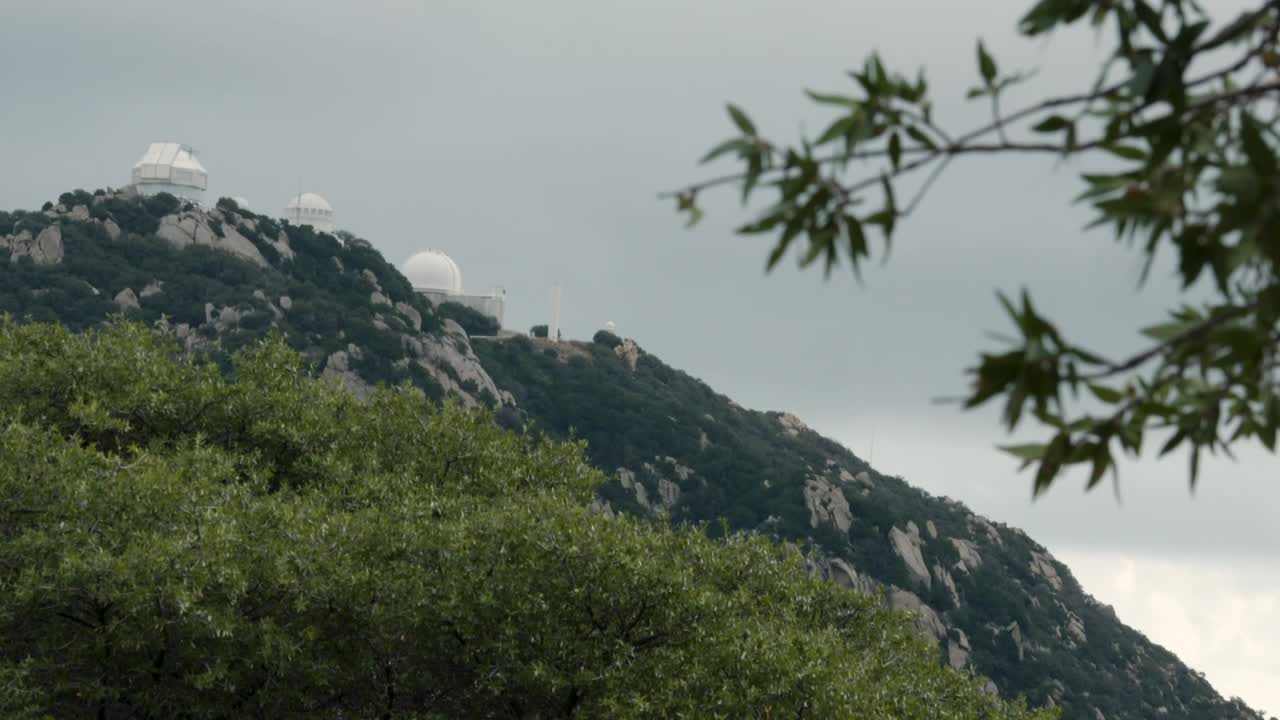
[0,321,1056,720]
[0,191,444,397]
[475,333,1268,720]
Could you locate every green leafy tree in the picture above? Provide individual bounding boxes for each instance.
[0,319,1056,719]
[674,0,1280,494]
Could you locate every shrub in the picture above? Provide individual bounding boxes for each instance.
[438,301,500,337]
[143,192,181,218]
[593,329,622,348]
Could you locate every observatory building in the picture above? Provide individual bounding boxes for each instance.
[285,192,336,233]
[403,250,506,330]
[131,143,208,203]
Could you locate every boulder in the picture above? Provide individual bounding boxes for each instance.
[1066,612,1087,644]
[1029,550,1064,591]
[947,628,972,669]
[69,205,91,221]
[951,538,982,572]
[218,306,241,326]
[156,213,267,267]
[395,301,422,332]
[824,558,879,595]
[614,338,641,371]
[322,350,372,399]
[887,589,947,644]
[103,219,122,240]
[270,230,295,260]
[777,412,808,436]
[279,295,293,311]
[932,563,960,607]
[657,477,680,511]
[9,225,64,265]
[370,291,391,307]
[994,621,1026,661]
[113,288,140,311]
[889,524,931,588]
[804,476,852,532]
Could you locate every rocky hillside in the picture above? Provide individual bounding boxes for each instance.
[0,188,504,408]
[1,188,1269,720]
[474,332,1270,720]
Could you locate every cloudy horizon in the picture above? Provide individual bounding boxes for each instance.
[3,0,1276,711]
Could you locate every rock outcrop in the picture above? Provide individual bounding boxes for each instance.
[8,225,63,265]
[889,523,931,588]
[887,588,948,644]
[156,212,267,267]
[113,288,140,311]
[614,338,641,371]
[804,475,852,532]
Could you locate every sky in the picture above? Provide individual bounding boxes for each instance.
[2,0,1276,711]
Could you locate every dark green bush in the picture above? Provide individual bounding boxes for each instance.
[143,192,181,218]
[593,330,622,348]
[438,301,499,337]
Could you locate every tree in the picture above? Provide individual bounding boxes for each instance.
[531,323,549,338]
[673,0,1280,495]
[0,319,1056,719]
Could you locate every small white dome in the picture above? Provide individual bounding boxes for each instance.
[285,192,335,232]
[286,192,333,213]
[403,250,463,295]
[604,321,617,332]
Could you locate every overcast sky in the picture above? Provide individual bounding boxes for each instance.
[3,0,1276,711]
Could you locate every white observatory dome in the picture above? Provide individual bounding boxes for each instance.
[604,321,617,332]
[403,250,464,295]
[131,143,208,203]
[285,192,335,233]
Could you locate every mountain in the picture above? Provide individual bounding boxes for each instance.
[1,188,1270,720]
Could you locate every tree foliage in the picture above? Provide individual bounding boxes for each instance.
[674,0,1280,494]
[0,320,1055,719]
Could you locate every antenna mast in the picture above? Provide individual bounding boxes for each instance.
[549,283,562,343]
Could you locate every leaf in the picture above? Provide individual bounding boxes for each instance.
[1087,383,1124,404]
[904,125,937,150]
[1240,111,1277,178]
[1102,144,1147,161]
[1139,319,1190,342]
[805,90,856,107]
[977,40,998,86]
[1000,443,1047,462]
[817,115,858,145]
[1133,0,1167,42]
[888,132,902,171]
[1032,115,1071,133]
[700,138,745,164]
[727,103,756,136]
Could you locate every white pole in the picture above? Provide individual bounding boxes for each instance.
[549,283,562,343]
